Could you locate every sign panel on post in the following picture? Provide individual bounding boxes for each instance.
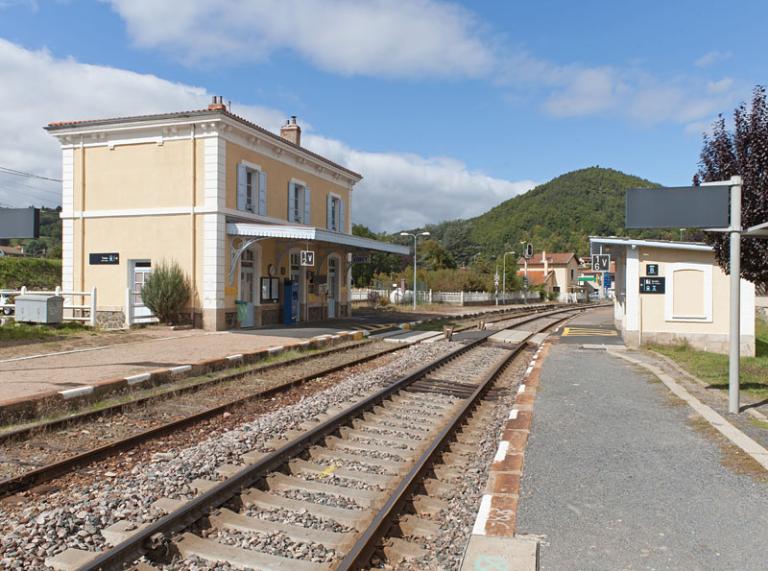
[639,277,665,294]
[626,186,730,229]
[0,208,39,239]
[300,250,315,267]
[591,254,610,272]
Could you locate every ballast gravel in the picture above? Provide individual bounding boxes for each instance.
[0,341,456,570]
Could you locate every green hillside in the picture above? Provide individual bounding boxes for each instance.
[420,167,678,264]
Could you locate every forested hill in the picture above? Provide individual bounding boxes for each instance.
[418,167,676,265]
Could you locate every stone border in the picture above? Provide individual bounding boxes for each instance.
[0,331,365,424]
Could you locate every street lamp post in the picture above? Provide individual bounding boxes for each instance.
[502,251,515,305]
[400,231,430,310]
[519,241,529,304]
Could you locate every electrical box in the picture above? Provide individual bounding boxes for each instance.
[15,294,64,324]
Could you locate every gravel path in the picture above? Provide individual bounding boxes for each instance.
[0,341,456,570]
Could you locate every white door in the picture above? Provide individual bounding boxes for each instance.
[130,261,152,319]
[239,249,256,327]
[328,257,339,319]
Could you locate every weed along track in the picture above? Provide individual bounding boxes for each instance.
[0,306,586,571]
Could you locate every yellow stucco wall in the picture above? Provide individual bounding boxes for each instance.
[638,247,728,335]
[83,140,198,210]
[77,215,199,310]
[225,142,351,230]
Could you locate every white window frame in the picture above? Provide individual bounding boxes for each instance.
[238,160,266,215]
[237,243,262,306]
[664,262,713,322]
[289,178,309,224]
[327,192,342,232]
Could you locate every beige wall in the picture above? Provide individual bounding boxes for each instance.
[225,142,351,229]
[83,140,199,210]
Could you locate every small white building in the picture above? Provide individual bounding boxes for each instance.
[590,237,755,356]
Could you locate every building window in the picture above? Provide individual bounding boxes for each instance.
[327,194,345,232]
[289,182,310,224]
[237,163,267,215]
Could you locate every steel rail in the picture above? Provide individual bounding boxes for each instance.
[0,304,574,499]
[337,310,581,570]
[81,306,586,571]
[79,334,492,571]
[0,338,374,443]
[0,343,405,499]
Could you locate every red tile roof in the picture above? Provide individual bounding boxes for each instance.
[46,108,362,180]
[518,252,576,266]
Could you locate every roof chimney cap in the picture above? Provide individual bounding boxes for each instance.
[208,95,227,111]
[280,115,301,146]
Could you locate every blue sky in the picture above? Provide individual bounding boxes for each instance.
[0,0,762,230]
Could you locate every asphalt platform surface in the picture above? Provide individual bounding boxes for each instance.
[517,341,768,569]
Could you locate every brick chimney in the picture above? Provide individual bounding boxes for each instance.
[208,95,227,111]
[280,116,301,146]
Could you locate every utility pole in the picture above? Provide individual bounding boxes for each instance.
[400,231,430,310]
[502,251,515,305]
[728,175,742,414]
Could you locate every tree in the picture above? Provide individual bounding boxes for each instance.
[419,239,456,270]
[698,86,768,288]
[140,260,191,324]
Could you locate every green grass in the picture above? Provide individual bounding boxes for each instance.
[652,319,768,401]
[0,320,88,342]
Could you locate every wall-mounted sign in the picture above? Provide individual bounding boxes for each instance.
[604,274,613,288]
[89,253,119,265]
[646,264,659,276]
[639,277,665,294]
[352,255,370,264]
[300,250,315,267]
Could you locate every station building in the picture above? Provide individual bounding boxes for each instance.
[46,97,408,330]
[590,237,755,356]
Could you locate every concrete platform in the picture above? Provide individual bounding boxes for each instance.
[557,305,624,346]
[460,535,539,571]
[489,329,533,345]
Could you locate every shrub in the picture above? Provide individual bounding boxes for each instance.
[140,260,191,324]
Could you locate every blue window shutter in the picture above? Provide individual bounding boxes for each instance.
[304,186,311,225]
[327,194,333,230]
[258,170,267,216]
[288,182,296,222]
[340,199,346,233]
[237,164,247,210]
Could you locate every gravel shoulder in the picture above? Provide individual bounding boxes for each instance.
[517,343,768,570]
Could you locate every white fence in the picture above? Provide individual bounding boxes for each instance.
[0,286,97,326]
[351,288,543,306]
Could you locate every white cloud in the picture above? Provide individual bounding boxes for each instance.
[108,0,493,78]
[0,39,530,230]
[0,38,284,208]
[695,50,732,68]
[304,135,536,231]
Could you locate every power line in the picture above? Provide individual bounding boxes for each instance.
[0,165,62,183]
[0,175,61,196]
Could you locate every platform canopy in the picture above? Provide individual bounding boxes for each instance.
[227,222,410,255]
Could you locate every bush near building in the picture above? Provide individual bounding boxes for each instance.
[140,260,191,324]
[0,257,61,289]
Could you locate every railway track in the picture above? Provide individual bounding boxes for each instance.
[0,304,567,500]
[33,306,583,571]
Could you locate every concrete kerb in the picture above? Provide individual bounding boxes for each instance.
[0,330,365,425]
[610,350,768,472]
